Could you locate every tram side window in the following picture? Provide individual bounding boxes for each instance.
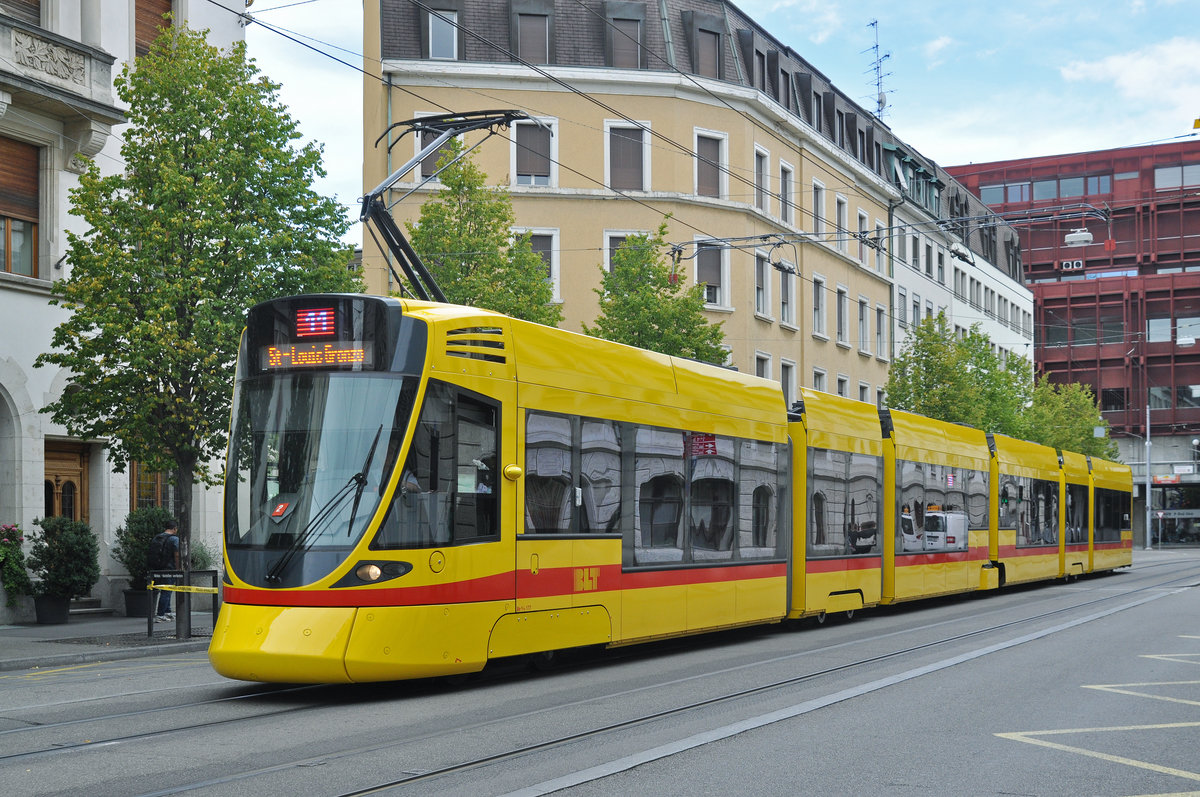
[966,468,990,530]
[898,459,925,553]
[689,434,734,560]
[739,439,783,559]
[1064,483,1089,543]
[1011,476,1059,547]
[634,427,685,563]
[525,412,574,533]
[372,380,499,549]
[524,411,623,534]
[1094,488,1128,542]
[809,448,881,557]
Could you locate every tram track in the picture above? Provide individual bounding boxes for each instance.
[117,561,1200,796]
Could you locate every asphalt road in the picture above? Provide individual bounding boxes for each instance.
[2,552,1197,797]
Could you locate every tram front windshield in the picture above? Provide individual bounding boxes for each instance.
[224,371,413,583]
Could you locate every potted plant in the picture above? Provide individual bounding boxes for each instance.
[1,523,33,614]
[113,507,175,618]
[27,516,100,624]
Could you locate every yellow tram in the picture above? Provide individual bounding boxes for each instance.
[209,294,1132,684]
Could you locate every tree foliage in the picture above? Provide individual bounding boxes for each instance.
[886,314,1118,458]
[36,25,361,538]
[405,139,562,326]
[1019,375,1119,459]
[583,221,726,363]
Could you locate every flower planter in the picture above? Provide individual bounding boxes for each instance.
[34,594,71,625]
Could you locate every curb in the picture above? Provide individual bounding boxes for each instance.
[0,639,211,672]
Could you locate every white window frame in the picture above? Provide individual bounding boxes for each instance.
[812,273,827,339]
[603,228,646,273]
[779,160,794,225]
[813,367,827,392]
[779,261,796,328]
[510,117,558,188]
[874,221,887,272]
[897,287,907,327]
[754,351,772,380]
[414,110,461,182]
[780,359,796,407]
[695,237,731,310]
[858,296,870,355]
[754,145,770,213]
[754,248,772,319]
[693,127,728,199]
[858,382,870,403]
[513,226,560,302]
[857,210,870,263]
[604,119,651,192]
[835,195,849,253]
[836,285,849,346]
[428,9,459,60]
[836,374,849,397]
[812,179,826,236]
[876,304,888,360]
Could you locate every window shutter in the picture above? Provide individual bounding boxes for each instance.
[516,124,551,178]
[0,136,39,222]
[609,128,643,190]
[135,0,172,56]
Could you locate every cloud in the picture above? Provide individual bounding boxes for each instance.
[923,36,954,67]
[742,0,842,44]
[1060,37,1200,126]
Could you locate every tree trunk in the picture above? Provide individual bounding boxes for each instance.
[174,463,195,639]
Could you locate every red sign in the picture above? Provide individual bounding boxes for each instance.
[271,502,290,517]
[690,434,717,456]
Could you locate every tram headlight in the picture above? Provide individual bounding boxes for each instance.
[356,563,383,582]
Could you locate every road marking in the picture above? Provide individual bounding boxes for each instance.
[1082,679,1200,708]
[499,589,1176,797]
[996,723,1200,783]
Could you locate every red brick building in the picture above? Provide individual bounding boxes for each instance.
[947,142,1200,546]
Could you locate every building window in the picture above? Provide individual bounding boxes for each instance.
[1,136,39,278]
[937,249,945,283]
[609,16,643,68]
[836,286,848,344]
[835,196,848,253]
[514,119,554,186]
[417,124,457,181]
[608,124,648,191]
[779,163,793,224]
[605,232,634,272]
[695,132,724,198]
[696,29,720,77]
[858,298,869,353]
[780,265,795,326]
[912,293,921,326]
[875,222,886,271]
[837,375,848,397]
[428,9,459,60]
[755,252,770,316]
[859,383,869,403]
[813,368,827,392]
[876,306,887,356]
[754,148,769,212]
[811,91,821,133]
[518,228,559,301]
[857,211,869,262]
[812,275,827,337]
[897,287,907,326]
[925,243,933,277]
[131,463,177,512]
[780,361,795,407]
[835,110,845,147]
[755,353,771,379]
[697,241,726,306]
[517,14,549,64]
[911,233,920,270]
[135,0,172,57]
[812,181,826,235]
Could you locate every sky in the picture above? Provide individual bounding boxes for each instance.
[242,0,1200,247]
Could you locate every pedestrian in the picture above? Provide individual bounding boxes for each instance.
[149,520,181,622]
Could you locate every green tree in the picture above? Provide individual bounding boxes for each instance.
[1019,375,1118,459]
[405,139,562,326]
[35,25,360,553]
[583,221,726,363]
[886,314,1030,436]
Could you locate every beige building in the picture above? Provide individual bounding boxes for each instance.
[363,0,1024,406]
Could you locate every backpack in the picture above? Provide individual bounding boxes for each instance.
[148,532,173,569]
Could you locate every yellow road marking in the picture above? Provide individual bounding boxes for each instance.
[997,722,1200,783]
[1082,680,1200,707]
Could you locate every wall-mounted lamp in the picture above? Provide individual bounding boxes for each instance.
[1064,227,1093,247]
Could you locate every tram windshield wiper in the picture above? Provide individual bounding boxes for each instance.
[346,425,383,537]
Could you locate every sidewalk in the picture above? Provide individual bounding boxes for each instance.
[0,610,213,673]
